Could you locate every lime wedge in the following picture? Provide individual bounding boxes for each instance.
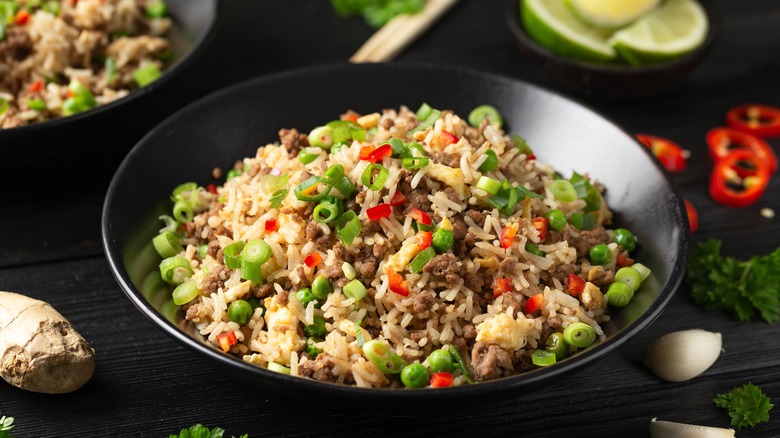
[521,0,616,63]
[565,0,660,29]
[608,0,709,66]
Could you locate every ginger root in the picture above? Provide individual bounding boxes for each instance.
[0,291,95,394]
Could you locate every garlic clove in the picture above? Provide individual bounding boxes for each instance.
[649,418,735,437]
[643,329,722,382]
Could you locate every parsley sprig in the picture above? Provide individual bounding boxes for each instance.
[169,424,248,438]
[714,383,774,428]
[685,238,780,323]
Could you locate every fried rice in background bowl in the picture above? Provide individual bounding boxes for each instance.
[0,0,219,170]
[102,63,690,406]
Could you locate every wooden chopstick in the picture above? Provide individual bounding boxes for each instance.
[350,0,460,63]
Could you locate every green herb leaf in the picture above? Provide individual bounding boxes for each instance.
[714,383,774,429]
[685,238,780,323]
[169,424,248,438]
[331,0,425,28]
[0,414,15,438]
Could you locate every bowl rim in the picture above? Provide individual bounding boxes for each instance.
[505,0,720,74]
[0,0,223,138]
[102,61,691,404]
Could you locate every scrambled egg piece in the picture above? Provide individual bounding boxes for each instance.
[385,235,423,274]
[581,281,605,311]
[475,313,528,351]
[262,296,303,364]
[427,163,466,197]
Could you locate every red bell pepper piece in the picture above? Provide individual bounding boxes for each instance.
[440,131,458,145]
[28,79,43,93]
[709,150,771,208]
[616,253,634,268]
[206,183,218,194]
[366,144,393,163]
[532,217,549,241]
[389,191,407,206]
[407,208,432,227]
[216,331,237,353]
[566,273,585,296]
[265,218,279,233]
[15,10,30,25]
[430,372,453,388]
[725,103,780,139]
[684,198,698,234]
[706,127,777,174]
[493,277,512,298]
[635,133,687,172]
[304,252,322,268]
[359,146,375,160]
[499,223,519,249]
[366,203,392,221]
[525,293,544,314]
[415,231,432,250]
[387,271,409,297]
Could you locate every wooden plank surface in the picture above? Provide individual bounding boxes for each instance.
[1,0,779,436]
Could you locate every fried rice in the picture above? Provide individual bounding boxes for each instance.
[0,0,172,129]
[154,104,647,388]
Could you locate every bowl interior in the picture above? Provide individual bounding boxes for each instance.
[102,62,689,406]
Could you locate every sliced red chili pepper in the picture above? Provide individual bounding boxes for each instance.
[28,79,43,93]
[265,218,279,233]
[566,273,585,296]
[525,293,544,314]
[430,372,453,388]
[216,332,237,353]
[635,133,687,172]
[387,271,409,297]
[725,103,780,139]
[206,183,218,194]
[684,198,698,234]
[532,217,549,241]
[366,144,393,163]
[407,208,432,226]
[706,127,777,174]
[616,253,634,268]
[440,131,458,145]
[389,191,407,206]
[493,277,512,298]
[499,223,519,249]
[15,10,30,25]
[366,203,392,221]
[304,252,322,268]
[709,150,771,208]
[358,146,375,160]
[415,231,432,250]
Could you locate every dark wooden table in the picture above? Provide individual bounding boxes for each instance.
[2,1,779,436]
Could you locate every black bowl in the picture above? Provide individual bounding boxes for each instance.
[0,0,221,170]
[102,62,690,409]
[506,0,719,100]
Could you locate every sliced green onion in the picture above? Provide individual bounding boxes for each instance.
[531,349,557,367]
[42,0,60,16]
[406,142,426,157]
[158,214,178,234]
[198,244,208,259]
[606,282,634,307]
[336,211,361,246]
[326,120,362,143]
[432,228,454,253]
[410,247,436,274]
[389,138,406,157]
[354,323,366,348]
[172,280,199,305]
[515,184,542,199]
[0,97,8,116]
[615,267,643,292]
[342,262,356,280]
[240,260,262,284]
[503,183,520,216]
[468,104,503,128]
[631,263,652,281]
[330,143,345,154]
[416,102,433,120]
[514,134,534,157]
[525,242,545,257]
[269,189,288,208]
[27,98,46,111]
[313,199,340,224]
[550,180,578,202]
[569,212,596,230]
[478,149,498,172]
[105,57,118,83]
[351,128,367,142]
[268,362,291,375]
[152,231,183,258]
[294,176,332,202]
[323,164,356,198]
[309,125,334,149]
[223,241,245,269]
[361,164,389,190]
[344,279,367,302]
[159,255,193,285]
[260,174,288,194]
[145,0,167,18]
[401,156,430,170]
[132,63,162,87]
[409,109,442,134]
[563,322,596,348]
[67,79,97,108]
[226,168,242,180]
[172,199,193,223]
[570,171,602,213]
[298,147,321,164]
[475,176,501,195]
[242,239,272,265]
[448,345,474,384]
[362,340,406,374]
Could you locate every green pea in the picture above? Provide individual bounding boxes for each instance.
[427,349,454,373]
[400,363,430,388]
[432,228,454,253]
[545,209,567,232]
[227,300,253,325]
[296,288,318,307]
[311,275,333,300]
[544,332,569,360]
[613,228,637,251]
[303,316,326,338]
[589,244,612,265]
[306,337,323,359]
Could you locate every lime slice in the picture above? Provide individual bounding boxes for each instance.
[565,0,660,29]
[521,0,616,63]
[608,0,709,66]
